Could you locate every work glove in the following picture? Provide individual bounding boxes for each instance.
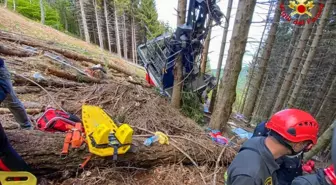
[302,160,315,174]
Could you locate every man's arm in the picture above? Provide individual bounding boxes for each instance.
[291,169,330,185]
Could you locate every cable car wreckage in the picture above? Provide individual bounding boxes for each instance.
[137,0,223,97]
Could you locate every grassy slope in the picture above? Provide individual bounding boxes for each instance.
[0,7,145,77]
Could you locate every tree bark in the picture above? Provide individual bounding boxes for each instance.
[131,16,136,63]
[114,0,122,57]
[4,0,7,8]
[315,77,336,134]
[40,0,45,25]
[209,0,233,113]
[200,19,212,75]
[93,0,104,49]
[79,0,90,43]
[243,0,282,120]
[134,22,138,64]
[171,0,187,109]
[209,0,257,130]
[104,0,112,53]
[122,11,128,59]
[62,10,68,32]
[261,26,301,119]
[310,60,336,116]
[12,0,15,11]
[304,120,336,161]
[288,0,332,108]
[272,6,318,114]
[6,130,235,176]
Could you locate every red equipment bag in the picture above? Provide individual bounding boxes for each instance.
[36,107,82,132]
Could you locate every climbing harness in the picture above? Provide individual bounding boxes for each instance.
[61,123,85,156]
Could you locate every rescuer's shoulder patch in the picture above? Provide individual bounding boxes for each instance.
[264,176,272,185]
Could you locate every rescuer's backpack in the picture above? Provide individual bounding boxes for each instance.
[36,107,81,132]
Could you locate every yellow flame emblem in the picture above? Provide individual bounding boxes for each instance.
[289,0,315,16]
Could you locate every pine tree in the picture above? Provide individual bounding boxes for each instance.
[209,0,233,112]
[243,0,283,121]
[272,6,319,114]
[210,0,257,130]
[171,0,187,108]
[40,0,45,24]
[79,0,90,43]
[288,0,332,107]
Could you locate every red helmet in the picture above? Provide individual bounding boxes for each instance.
[265,109,319,144]
[324,165,336,185]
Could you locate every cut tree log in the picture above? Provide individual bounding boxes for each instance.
[0,108,42,115]
[6,130,235,177]
[45,67,101,84]
[14,86,41,94]
[0,31,134,77]
[12,74,85,88]
[0,44,35,57]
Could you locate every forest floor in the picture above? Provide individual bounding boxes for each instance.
[0,8,244,185]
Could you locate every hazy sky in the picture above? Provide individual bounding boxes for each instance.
[155,0,270,69]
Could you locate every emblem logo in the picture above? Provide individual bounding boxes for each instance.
[289,0,315,16]
[279,0,325,25]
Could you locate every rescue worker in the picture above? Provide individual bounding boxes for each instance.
[252,121,313,185]
[226,109,319,185]
[0,58,32,130]
[0,122,31,171]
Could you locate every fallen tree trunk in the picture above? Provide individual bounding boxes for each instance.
[6,130,235,177]
[0,31,134,77]
[0,44,35,57]
[45,67,101,84]
[0,108,42,115]
[12,74,85,88]
[14,86,42,94]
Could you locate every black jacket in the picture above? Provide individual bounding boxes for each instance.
[253,122,303,185]
[226,137,280,185]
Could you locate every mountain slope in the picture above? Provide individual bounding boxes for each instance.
[0,7,145,77]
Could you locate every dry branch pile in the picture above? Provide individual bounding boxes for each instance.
[0,31,237,185]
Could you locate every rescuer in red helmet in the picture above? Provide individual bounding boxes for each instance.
[225,109,319,185]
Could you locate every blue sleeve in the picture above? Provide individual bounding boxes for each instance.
[252,121,268,137]
[0,83,7,102]
[228,174,256,185]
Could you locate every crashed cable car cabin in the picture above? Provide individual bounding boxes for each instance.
[137,0,223,97]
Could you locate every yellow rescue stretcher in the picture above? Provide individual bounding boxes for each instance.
[82,105,133,158]
[0,171,37,185]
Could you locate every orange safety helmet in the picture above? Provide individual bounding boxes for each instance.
[265,109,319,144]
[325,165,336,185]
